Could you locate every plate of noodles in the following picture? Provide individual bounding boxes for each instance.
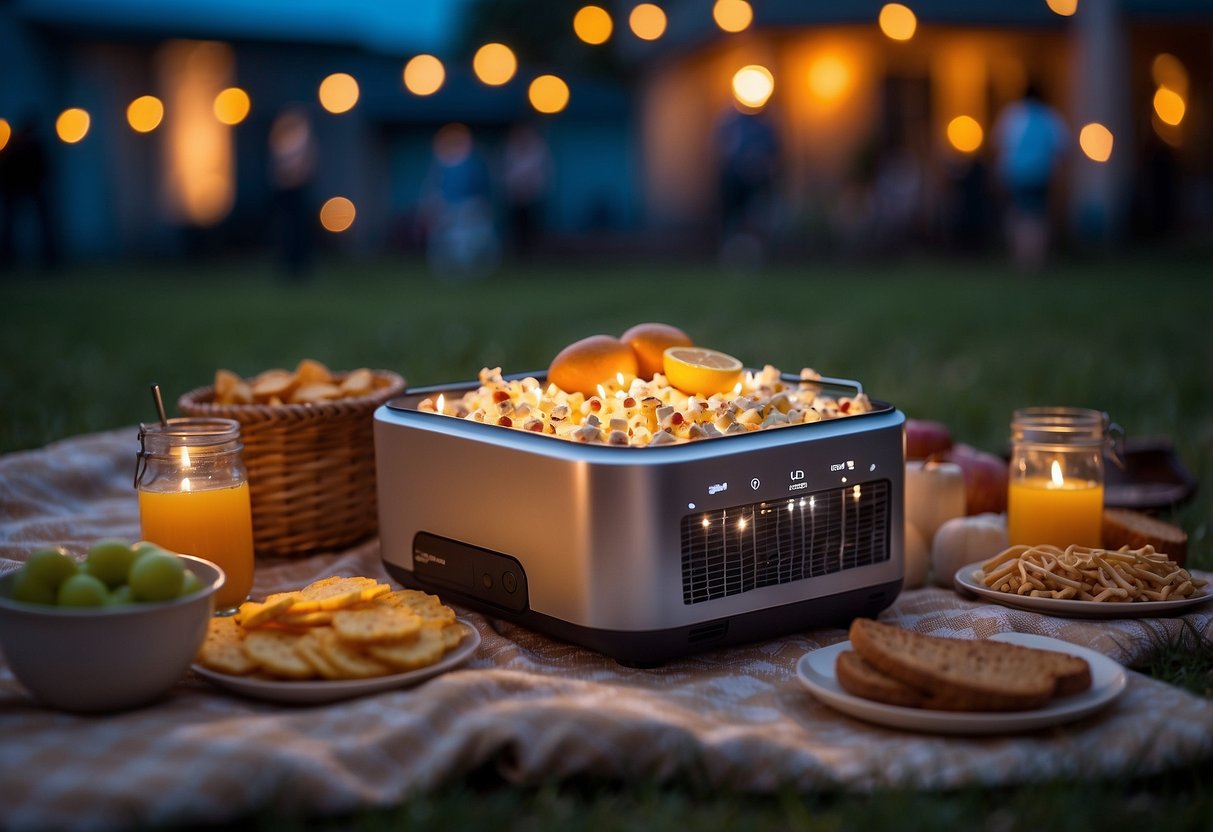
[954,544,1210,619]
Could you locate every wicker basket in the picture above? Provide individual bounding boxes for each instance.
[178,370,406,558]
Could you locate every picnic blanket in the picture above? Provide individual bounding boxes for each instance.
[2,428,1212,831]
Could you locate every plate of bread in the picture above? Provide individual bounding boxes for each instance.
[954,543,1209,619]
[797,619,1125,734]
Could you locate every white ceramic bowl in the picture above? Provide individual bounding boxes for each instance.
[0,554,225,712]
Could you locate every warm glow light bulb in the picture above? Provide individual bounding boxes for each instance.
[318,73,360,114]
[732,64,774,110]
[629,3,667,41]
[1153,86,1186,126]
[473,42,517,86]
[1079,122,1113,162]
[946,115,983,153]
[55,108,91,143]
[713,0,753,33]
[528,74,570,114]
[878,3,917,41]
[319,197,356,232]
[127,95,164,133]
[403,54,446,96]
[1045,0,1078,16]
[0,118,9,151]
[213,87,250,125]
[573,5,613,45]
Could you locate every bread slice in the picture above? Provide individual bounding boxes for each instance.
[1102,508,1188,565]
[836,650,929,708]
[847,618,1092,712]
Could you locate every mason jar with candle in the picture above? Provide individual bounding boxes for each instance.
[135,417,254,614]
[1007,407,1116,549]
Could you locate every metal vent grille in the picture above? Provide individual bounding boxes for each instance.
[680,480,891,605]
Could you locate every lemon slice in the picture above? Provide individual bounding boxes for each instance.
[662,346,744,396]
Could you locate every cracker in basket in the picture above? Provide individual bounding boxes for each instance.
[197,616,258,676]
[211,360,386,405]
[367,625,446,671]
[332,606,423,644]
[243,628,314,679]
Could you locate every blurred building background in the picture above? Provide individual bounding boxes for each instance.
[0,0,1209,269]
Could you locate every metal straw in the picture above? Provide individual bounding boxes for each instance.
[150,383,168,427]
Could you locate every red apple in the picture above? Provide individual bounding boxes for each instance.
[942,443,1009,516]
[904,418,953,460]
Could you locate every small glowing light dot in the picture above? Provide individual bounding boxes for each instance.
[1153,86,1186,126]
[1046,0,1078,16]
[127,95,164,133]
[473,43,517,86]
[319,73,360,114]
[319,196,356,232]
[55,108,91,143]
[528,74,570,115]
[213,88,250,125]
[732,64,774,110]
[702,518,711,528]
[946,115,984,153]
[787,503,794,512]
[1079,122,1114,162]
[404,54,445,96]
[841,476,848,483]
[629,3,667,41]
[738,518,748,531]
[713,0,752,33]
[573,5,613,45]
[878,3,917,41]
[688,502,696,510]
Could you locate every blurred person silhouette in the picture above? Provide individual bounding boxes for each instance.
[421,123,498,277]
[0,111,60,272]
[714,103,780,268]
[268,107,317,279]
[992,82,1068,271]
[502,122,551,261]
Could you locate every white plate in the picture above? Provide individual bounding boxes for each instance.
[191,619,480,705]
[954,561,1211,618]
[795,632,1126,735]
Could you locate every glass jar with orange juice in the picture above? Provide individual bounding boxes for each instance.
[134,418,254,614]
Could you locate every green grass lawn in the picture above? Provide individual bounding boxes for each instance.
[2,251,1212,828]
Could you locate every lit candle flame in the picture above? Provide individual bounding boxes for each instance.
[436,393,445,414]
[1050,459,1065,487]
[181,477,192,492]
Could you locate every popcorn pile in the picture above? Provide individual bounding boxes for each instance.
[417,365,872,447]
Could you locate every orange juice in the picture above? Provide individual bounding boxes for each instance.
[1007,477,1103,548]
[139,482,254,610]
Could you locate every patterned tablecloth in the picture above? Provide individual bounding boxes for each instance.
[2,429,1212,831]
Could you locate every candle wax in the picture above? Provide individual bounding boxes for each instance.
[1007,477,1103,548]
[139,482,254,610]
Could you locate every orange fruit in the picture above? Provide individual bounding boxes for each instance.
[621,322,693,380]
[662,346,743,396]
[547,334,639,396]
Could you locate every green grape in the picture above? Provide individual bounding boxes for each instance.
[107,585,134,606]
[128,550,186,602]
[84,539,138,589]
[57,572,110,607]
[180,570,202,597]
[10,568,57,605]
[23,547,80,592]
